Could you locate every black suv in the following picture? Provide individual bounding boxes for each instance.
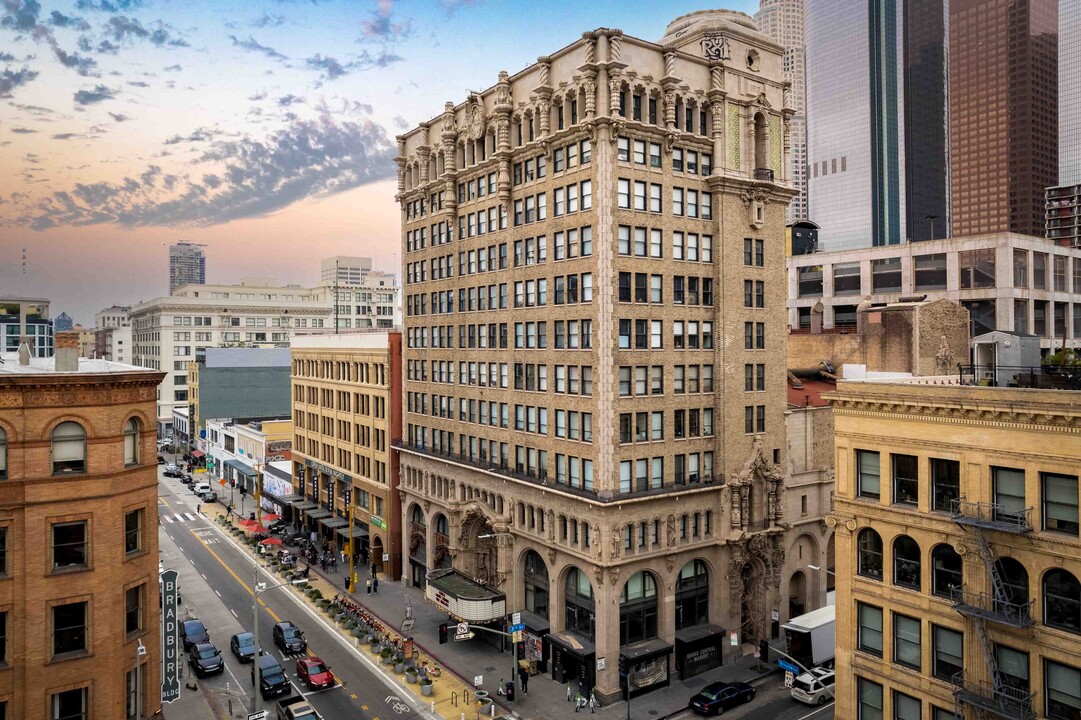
[188,642,224,677]
[252,654,290,699]
[179,619,209,652]
[272,621,307,654]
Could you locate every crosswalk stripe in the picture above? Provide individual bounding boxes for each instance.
[164,515,175,523]
[174,513,184,523]
[184,513,197,522]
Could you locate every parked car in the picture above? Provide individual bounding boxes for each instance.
[192,482,212,496]
[296,656,333,690]
[689,681,756,715]
[179,619,209,652]
[163,465,183,478]
[273,621,307,654]
[252,654,291,700]
[230,631,257,662]
[188,642,224,677]
[157,455,166,465]
[180,474,195,486]
[200,490,218,503]
[791,667,836,706]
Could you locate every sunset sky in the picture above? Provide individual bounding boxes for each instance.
[0,0,755,323]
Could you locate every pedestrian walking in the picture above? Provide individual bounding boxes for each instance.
[309,530,317,547]
[371,562,377,577]
[195,504,201,515]
[518,666,529,696]
[373,576,379,594]
[366,578,372,595]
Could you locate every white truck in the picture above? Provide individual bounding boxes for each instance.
[276,695,321,720]
[781,605,836,670]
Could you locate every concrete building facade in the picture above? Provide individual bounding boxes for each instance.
[0,333,165,719]
[787,232,1081,349]
[320,256,374,286]
[204,418,292,517]
[187,347,293,447]
[129,279,331,435]
[289,332,402,580]
[315,270,401,331]
[0,297,53,358]
[827,377,1081,720]
[397,10,796,700]
[168,242,206,293]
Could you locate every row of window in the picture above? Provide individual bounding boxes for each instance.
[0,419,142,479]
[618,408,715,443]
[855,450,1080,536]
[616,179,714,219]
[617,320,715,350]
[618,452,715,490]
[616,137,713,177]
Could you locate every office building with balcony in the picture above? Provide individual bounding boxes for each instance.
[168,242,206,293]
[827,375,1081,720]
[1046,0,1081,247]
[0,332,164,719]
[786,231,1081,349]
[129,279,332,436]
[290,332,402,579]
[397,10,797,700]
[0,296,53,358]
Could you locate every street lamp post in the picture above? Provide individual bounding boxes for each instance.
[345,487,356,593]
[250,566,308,715]
[135,639,146,719]
[478,532,520,703]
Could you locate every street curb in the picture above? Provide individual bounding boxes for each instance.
[202,511,445,720]
[651,668,780,720]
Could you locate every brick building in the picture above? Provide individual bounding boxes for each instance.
[396,10,796,700]
[0,331,165,719]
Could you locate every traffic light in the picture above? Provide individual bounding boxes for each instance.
[438,623,448,644]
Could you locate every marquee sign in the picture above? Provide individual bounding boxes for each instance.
[160,569,181,703]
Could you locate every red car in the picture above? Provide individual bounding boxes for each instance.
[296,656,334,690]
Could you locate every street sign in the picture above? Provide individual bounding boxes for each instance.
[729,631,739,646]
[512,631,522,642]
[596,657,605,671]
[247,712,268,720]
[512,612,521,624]
[455,621,474,641]
[784,671,795,688]
[777,659,801,674]
[160,569,181,703]
[509,623,525,633]
[383,553,390,562]
[474,675,483,687]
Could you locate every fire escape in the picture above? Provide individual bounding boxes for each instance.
[949,499,1036,720]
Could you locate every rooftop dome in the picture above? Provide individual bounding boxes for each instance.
[659,9,759,46]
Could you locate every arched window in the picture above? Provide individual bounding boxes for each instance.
[857,528,883,580]
[892,535,921,590]
[676,560,709,629]
[564,568,595,642]
[0,427,6,480]
[523,550,549,620]
[1043,569,1081,633]
[931,544,963,598]
[754,112,769,172]
[52,422,86,474]
[411,504,426,526]
[994,558,1030,619]
[620,571,658,646]
[435,514,448,536]
[123,418,140,466]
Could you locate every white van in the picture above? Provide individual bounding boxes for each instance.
[193,482,212,496]
[791,667,835,706]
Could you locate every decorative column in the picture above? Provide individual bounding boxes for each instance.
[661,45,680,150]
[781,81,794,184]
[493,71,514,205]
[417,123,430,186]
[440,102,458,217]
[708,61,727,173]
[535,55,552,153]
[394,135,407,197]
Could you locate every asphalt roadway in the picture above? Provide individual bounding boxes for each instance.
[158,466,433,720]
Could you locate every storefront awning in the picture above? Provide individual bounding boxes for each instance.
[619,637,673,662]
[305,508,332,520]
[191,450,205,458]
[277,493,303,504]
[320,516,349,529]
[292,500,317,511]
[225,459,257,477]
[337,525,369,541]
[546,631,595,658]
[520,610,550,635]
[674,623,726,645]
[425,568,506,623]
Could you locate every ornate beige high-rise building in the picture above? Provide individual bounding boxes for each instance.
[396,10,795,700]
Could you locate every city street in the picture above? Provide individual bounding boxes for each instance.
[157,464,433,720]
[669,685,834,720]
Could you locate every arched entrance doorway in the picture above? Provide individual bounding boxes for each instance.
[371,535,385,577]
[460,508,497,585]
[789,571,807,618]
[523,550,549,619]
[408,504,427,587]
[740,560,768,645]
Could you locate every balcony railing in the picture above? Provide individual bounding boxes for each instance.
[952,674,1035,720]
[950,499,1034,534]
[958,363,1081,391]
[753,168,775,182]
[950,588,1035,628]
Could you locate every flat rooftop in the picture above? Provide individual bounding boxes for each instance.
[0,353,152,376]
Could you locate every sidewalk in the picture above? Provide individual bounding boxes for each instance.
[203,499,778,720]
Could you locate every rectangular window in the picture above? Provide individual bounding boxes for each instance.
[892,454,918,506]
[52,687,88,720]
[993,466,1027,524]
[798,265,823,297]
[914,253,948,291]
[893,613,921,670]
[893,691,920,720]
[960,248,997,289]
[617,179,630,208]
[857,602,883,656]
[857,451,881,500]
[1014,248,1029,288]
[1046,659,1081,720]
[125,584,143,635]
[53,601,88,656]
[871,257,902,294]
[1043,472,1080,535]
[833,262,861,295]
[52,521,88,570]
[931,458,960,512]
[932,625,963,681]
[858,678,883,720]
[124,509,143,555]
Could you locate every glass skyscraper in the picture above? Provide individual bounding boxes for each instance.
[806,0,949,251]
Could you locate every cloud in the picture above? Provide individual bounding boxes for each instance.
[48,10,89,30]
[304,50,401,84]
[10,126,37,133]
[0,65,38,96]
[361,0,411,42]
[251,11,284,28]
[277,93,303,107]
[306,54,348,81]
[1,0,98,76]
[393,114,408,129]
[126,79,149,87]
[72,83,115,104]
[163,63,181,71]
[248,89,267,101]
[52,132,84,140]
[229,34,287,61]
[0,51,14,61]
[108,111,129,121]
[441,0,481,12]
[164,127,225,145]
[13,109,396,230]
[103,15,189,49]
[74,0,144,12]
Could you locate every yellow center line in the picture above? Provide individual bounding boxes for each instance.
[190,529,255,595]
[159,496,170,506]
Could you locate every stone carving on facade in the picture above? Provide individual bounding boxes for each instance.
[935,335,955,374]
[495,70,512,108]
[547,548,557,566]
[582,77,597,118]
[608,565,621,587]
[662,49,676,79]
[740,186,769,207]
[594,566,604,587]
[582,31,596,65]
[610,524,621,558]
[609,30,623,63]
[701,33,731,62]
[592,524,601,559]
[665,554,676,573]
[466,97,486,142]
[546,509,555,541]
[537,56,551,88]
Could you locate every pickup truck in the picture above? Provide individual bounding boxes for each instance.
[277,695,321,720]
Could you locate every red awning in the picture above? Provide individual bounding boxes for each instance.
[191,450,205,458]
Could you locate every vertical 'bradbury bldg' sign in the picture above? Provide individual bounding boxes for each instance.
[160,569,181,703]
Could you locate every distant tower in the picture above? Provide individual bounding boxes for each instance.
[169,242,207,293]
[54,312,74,332]
[755,0,809,223]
